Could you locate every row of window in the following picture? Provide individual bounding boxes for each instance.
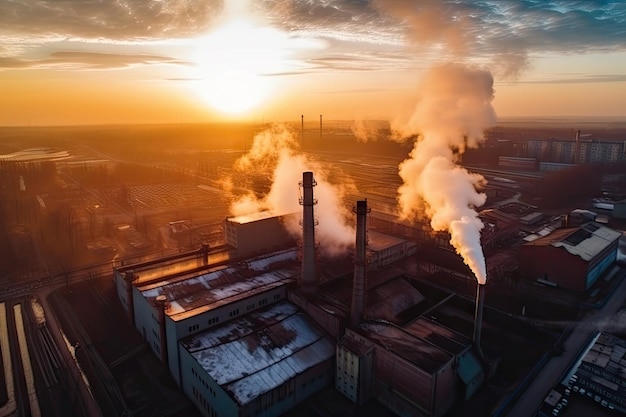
[186,292,284,335]
[191,368,217,397]
[192,385,218,417]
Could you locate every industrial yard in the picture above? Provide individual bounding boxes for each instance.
[1,120,626,417]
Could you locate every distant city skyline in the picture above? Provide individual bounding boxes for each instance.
[1,0,625,126]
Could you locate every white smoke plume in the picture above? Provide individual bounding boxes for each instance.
[227,124,355,257]
[396,63,496,284]
[351,120,378,143]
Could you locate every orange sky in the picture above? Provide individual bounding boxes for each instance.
[1,0,625,126]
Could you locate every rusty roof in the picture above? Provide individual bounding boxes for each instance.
[181,302,334,406]
[140,249,299,321]
[360,321,453,373]
[523,222,620,261]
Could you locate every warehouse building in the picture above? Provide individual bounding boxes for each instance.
[519,222,620,292]
[224,211,298,258]
[115,248,300,386]
[180,301,335,417]
[336,319,484,417]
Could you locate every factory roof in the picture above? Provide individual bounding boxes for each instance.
[181,302,334,406]
[360,320,453,373]
[403,318,471,355]
[139,249,299,321]
[367,230,407,251]
[479,209,518,226]
[226,210,297,225]
[522,222,620,261]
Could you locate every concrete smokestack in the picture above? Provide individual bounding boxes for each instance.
[574,130,581,163]
[300,171,318,295]
[473,282,486,360]
[350,200,369,327]
[320,114,323,140]
[301,114,304,148]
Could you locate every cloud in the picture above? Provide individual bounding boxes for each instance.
[500,73,626,85]
[0,51,186,70]
[0,0,224,41]
[1,0,624,79]
[258,0,626,79]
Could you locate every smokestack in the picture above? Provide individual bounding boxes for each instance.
[301,114,304,148]
[473,282,486,360]
[574,130,581,163]
[154,295,169,364]
[300,171,318,295]
[350,200,369,327]
[201,242,210,265]
[320,114,323,140]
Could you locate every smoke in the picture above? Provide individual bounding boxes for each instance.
[351,119,388,143]
[226,124,355,256]
[373,0,531,80]
[395,63,496,284]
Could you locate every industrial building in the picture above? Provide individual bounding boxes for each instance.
[113,172,489,417]
[523,133,626,165]
[519,221,620,292]
[224,211,298,258]
[568,332,626,413]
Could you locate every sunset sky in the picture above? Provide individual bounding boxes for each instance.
[1,0,625,126]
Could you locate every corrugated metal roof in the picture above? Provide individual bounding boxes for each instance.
[182,302,334,406]
[367,230,406,251]
[524,222,620,261]
[403,318,470,355]
[366,279,425,322]
[140,249,299,321]
[552,223,620,261]
[360,321,453,373]
[246,250,297,271]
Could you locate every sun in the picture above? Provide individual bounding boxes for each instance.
[190,19,289,115]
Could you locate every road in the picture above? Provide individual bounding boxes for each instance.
[505,271,626,417]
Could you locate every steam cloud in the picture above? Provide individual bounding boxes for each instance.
[395,63,496,284]
[226,124,355,257]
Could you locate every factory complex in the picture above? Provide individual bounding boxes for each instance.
[113,171,624,417]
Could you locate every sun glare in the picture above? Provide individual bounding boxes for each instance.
[191,18,293,115]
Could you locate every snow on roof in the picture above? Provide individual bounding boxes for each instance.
[182,302,334,405]
[245,250,297,271]
[140,249,299,321]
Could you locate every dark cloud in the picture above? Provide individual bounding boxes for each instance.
[0,51,187,70]
[0,0,224,40]
[258,0,626,78]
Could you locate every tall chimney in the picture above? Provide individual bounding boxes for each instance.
[201,242,210,265]
[574,129,581,163]
[473,282,486,360]
[350,200,369,327]
[301,114,304,148]
[300,171,318,295]
[320,114,323,140]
